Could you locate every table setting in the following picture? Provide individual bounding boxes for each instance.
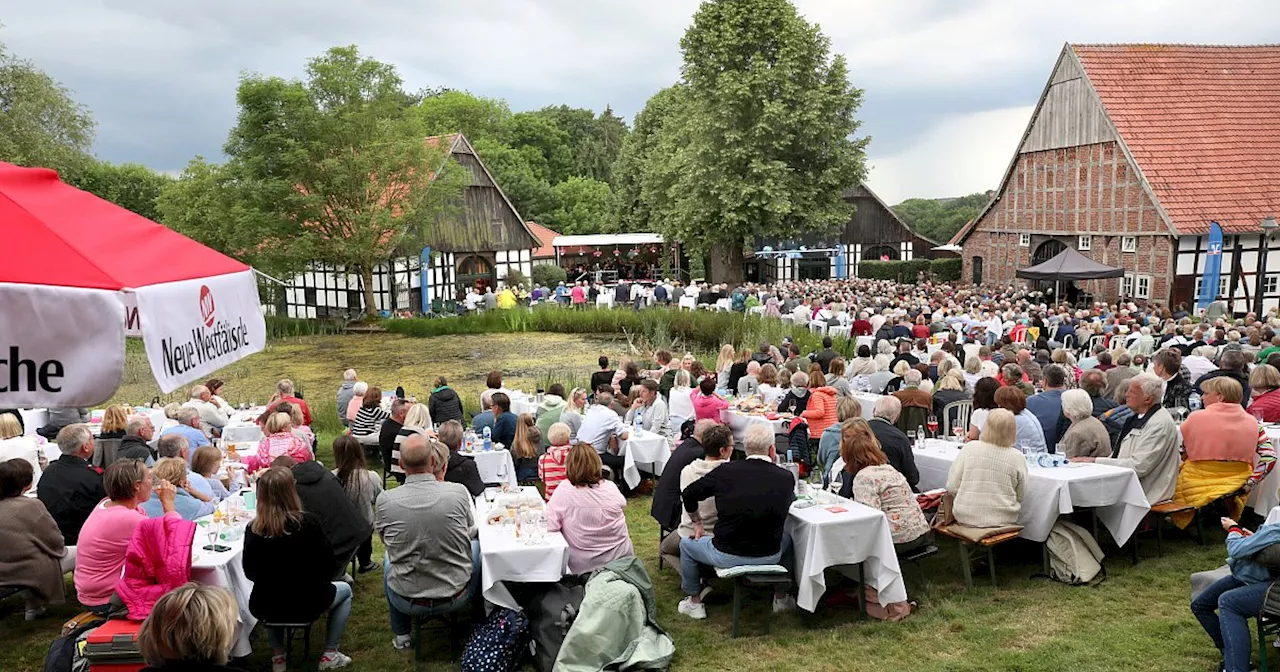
[474,486,570,611]
[721,395,792,442]
[458,430,518,486]
[189,488,258,657]
[621,426,670,489]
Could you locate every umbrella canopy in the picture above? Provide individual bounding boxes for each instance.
[1015,247,1125,281]
[0,162,266,407]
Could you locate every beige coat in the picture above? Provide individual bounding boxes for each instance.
[0,497,68,603]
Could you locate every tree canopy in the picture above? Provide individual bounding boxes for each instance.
[891,192,991,244]
[0,40,95,177]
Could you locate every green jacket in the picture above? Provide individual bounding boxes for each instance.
[554,556,675,671]
[535,395,567,448]
[659,369,678,400]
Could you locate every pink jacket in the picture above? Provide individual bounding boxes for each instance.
[692,391,729,422]
[245,432,313,472]
[116,513,194,620]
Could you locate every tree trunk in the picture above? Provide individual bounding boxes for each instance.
[709,241,745,285]
[360,265,377,320]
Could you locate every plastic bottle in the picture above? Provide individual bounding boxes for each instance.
[916,425,926,450]
[1188,392,1202,412]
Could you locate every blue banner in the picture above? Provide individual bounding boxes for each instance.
[1197,222,1223,311]
[835,248,847,278]
[420,246,432,314]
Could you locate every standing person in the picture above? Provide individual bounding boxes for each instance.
[0,459,75,621]
[676,425,795,620]
[38,424,105,545]
[376,434,479,652]
[428,377,465,425]
[332,436,383,574]
[571,280,587,308]
[243,467,353,671]
[545,443,635,574]
[337,369,358,427]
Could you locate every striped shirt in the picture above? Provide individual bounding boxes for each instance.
[351,405,389,437]
[538,445,572,500]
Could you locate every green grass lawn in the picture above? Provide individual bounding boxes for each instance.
[0,333,1249,671]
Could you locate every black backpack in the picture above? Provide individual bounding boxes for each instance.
[517,574,590,672]
[460,607,529,672]
[44,616,106,672]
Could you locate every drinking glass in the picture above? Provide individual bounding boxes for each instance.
[204,522,220,551]
[952,425,965,443]
[926,414,939,438]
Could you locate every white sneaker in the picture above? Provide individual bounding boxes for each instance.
[698,584,713,601]
[392,635,412,651]
[318,651,351,670]
[772,594,797,613]
[271,655,286,672]
[677,597,707,620]
[24,608,47,622]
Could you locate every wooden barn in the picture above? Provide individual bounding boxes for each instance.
[282,133,541,317]
[952,44,1280,311]
[749,183,940,282]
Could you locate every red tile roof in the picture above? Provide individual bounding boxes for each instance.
[1073,44,1280,234]
[525,220,557,258]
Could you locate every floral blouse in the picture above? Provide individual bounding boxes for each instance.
[851,464,931,545]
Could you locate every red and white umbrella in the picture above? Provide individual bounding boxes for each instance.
[0,162,266,407]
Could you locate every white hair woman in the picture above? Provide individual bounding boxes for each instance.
[779,371,810,415]
[1059,389,1111,458]
[946,409,1027,528]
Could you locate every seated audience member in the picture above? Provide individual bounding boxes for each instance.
[737,360,762,397]
[1026,364,1069,448]
[143,458,215,521]
[156,435,214,499]
[839,418,931,552]
[966,377,1001,441]
[590,356,616,397]
[827,359,853,398]
[677,424,796,620]
[947,409,1027,528]
[892,369,933,413]
[471,395,496,434]
[1104,352,1139,398]
[1248,364,1280,423]
[801,371,839,437]
[332,435,383,574]
[576,390,631,476]
[244,467,353,670]
[38,407,89,440]
[995,386,1047,454]
[559,388,589,442]
[1191,516,1280,672]
[118,414,156,466]
[778,371,812,415]
[344,381,367,426]
[490,393,518,450]
[1172,377,1275,528]
[379,398,410,484]
[536,384,568,449]
[99,405,130,440]
[650,420,719,532]
[546,443,635,575]
[0,413,45,487]
[376,434,478,652]
[930,370,970,425]
[755,365,786,407]
[511,412,541,483]
[539,422,575,500]
[394,403,437,484]
[160,408,212,451]
[691,376,730,422]
[818,397,864,477]
[868,396,920,490]
[428,376,466,426]
[76,460,176,616]
[244,412,313,473]
[627,379,673,444]
[183,385,229,437]
[38,424,106,544]
[658,424,733,576]
[138,583,242,672]
[0,459,75,620]
[337,370,358,426]
[480,370,508,414]
[1059,389,1112,459]
[269,379,312,427]
[1072,373,1181,505]
[292,446,372,580]
[350,385,390,447]
[437,420,485,497]
[191,446,240,502]
[277,402,315,449]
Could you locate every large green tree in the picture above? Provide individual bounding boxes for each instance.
[66,160,172,221]
[0,38,95,175]
[214,45,464,316]
[547,176,614,234]
[625,0,868,282]
[612,85,688,234]
[892,193,991,244]
[412,89,511,141]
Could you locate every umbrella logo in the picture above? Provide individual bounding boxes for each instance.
[199,285,216,327]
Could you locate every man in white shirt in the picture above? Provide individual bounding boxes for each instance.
[576,391,630,476]
[625,380,672,445]
[791,299,811,324]
[182,385,228,438]
[1182,345,1218,382]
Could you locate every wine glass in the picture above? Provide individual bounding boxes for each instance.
[205,521,219,551]
[952,425,966,443]
[926,414,939,438]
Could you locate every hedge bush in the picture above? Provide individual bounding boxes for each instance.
[858,259,932,283]
[931,257,962,282]
[531,263,567,288]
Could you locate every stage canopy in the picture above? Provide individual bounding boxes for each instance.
[1015,248,1125,281]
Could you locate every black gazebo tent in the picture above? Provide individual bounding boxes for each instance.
[1015,248,1125,281]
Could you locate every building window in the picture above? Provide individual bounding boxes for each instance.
[1120,275,1133,297]
[1266,275,1280,295]
[1019,234,1031,247]
[1135,274,1151,299]
[1122,236,1137,253]
[304,287,317,305]
[1195,276,1230,299]
[1078,235,1091,251]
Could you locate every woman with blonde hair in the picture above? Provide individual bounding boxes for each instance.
[668,371,696,432]
[714,344,737,384]
[545,443,634,574]
[756,364,786,406]
[142,458,214,520]
[138,583,240,672]
[0,413,44,487]
[512,413,541,483]
[191,445,239,501]
[244,467,353,670]
[244,413,312,474]
[388,403,435,484]
[560,387,589,443]
[100,405,129,440]
[1248,364,1280,423]
[963,355,982,390]
[947,409,1027,528]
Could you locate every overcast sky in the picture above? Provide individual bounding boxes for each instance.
[4,0,1276,204]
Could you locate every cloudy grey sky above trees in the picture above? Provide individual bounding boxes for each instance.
[4,0,1275,203]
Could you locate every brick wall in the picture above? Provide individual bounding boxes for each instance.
[961,141,1177,302]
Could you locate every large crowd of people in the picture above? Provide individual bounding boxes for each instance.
[8,274,1280,670]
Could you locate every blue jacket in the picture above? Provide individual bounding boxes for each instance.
[1026,389,1067,449]
[141,488,215,521]
[1227,523,1280,584]
[818,424,842,483]
[160,424,211,451]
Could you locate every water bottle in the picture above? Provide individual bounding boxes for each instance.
[916,425,926,450]
[484,434,493,451]
[1188,392,1202,412]
[483,425,492,441]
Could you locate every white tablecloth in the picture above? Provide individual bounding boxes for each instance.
[851,393,883,420]
[221,421,263,444]
[475,490,570,610]
[19,408,48,437]
[786,498,907,611]
[1265,506,1280,525]
[856,336,875,352]
[621,429,670,489]
[460,449,518,486]
[678,296,697,311]
[190,496,257,658]
[914,439,1150,545]
[509,394,538,418]
[721,409,789,444]
[596,294,615,309]
[1248,426,1280,514]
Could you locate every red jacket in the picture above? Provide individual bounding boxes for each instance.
[1249,388,1280,423]
[117,513,194,620]
[801,387,838,436]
